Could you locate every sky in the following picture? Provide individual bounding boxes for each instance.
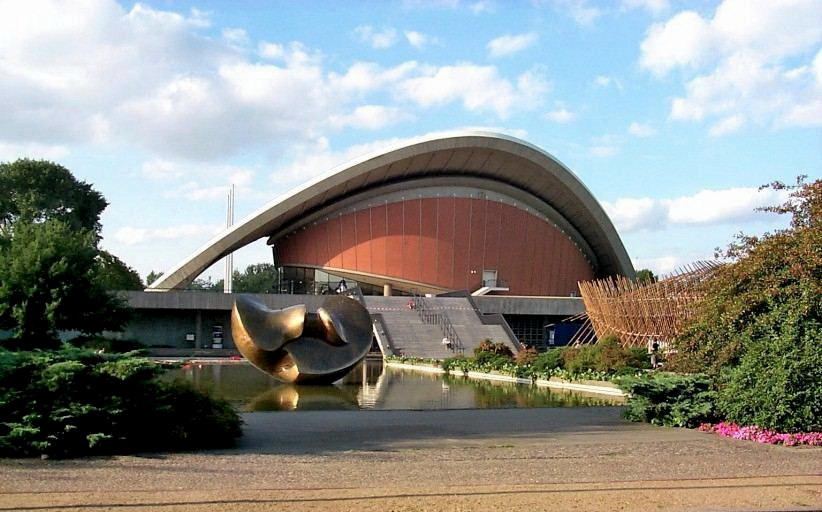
[1,0,820,283]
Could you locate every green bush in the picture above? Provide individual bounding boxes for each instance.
[594,336,631,373]
[474,339,513,358]
[0,347,242,458]
[717,327,821,432]
[617,373,718,428]
[531,349,564,374]
[474,339,495,355]
[671,177,821,432]
[514,347,538,365]
[627,347,653,370]
[474,351,513,367]
[562,345,600,375]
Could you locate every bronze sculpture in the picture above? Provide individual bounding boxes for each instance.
[231,295,373,384]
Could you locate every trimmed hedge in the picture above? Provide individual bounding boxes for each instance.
[617,373,718,428]
[0,347,242,458]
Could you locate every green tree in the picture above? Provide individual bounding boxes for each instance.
[675,176,820,432]
[676,177,820,374]
[0,159,107,234]
[0,221,131,348]
[145,270,163,286]
[210,263,279,293]
[95,251,144,290]
[234,263,278,293]
[635,268,656,285]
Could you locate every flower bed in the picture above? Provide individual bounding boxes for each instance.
[699,422,822,446]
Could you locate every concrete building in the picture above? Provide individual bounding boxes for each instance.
[136,132,633,355]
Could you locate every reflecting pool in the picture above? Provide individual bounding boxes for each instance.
[173,359,622,411]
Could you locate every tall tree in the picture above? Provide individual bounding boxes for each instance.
[0,159,107,234]
[0,221,131,347]
[234,263,279,293]
[674,177,820,431]
[635,269,656,285]
[210,263,279,293]
[146,270,164,287]
[96,251,144,290]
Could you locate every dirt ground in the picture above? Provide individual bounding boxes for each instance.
[1,407,820,511]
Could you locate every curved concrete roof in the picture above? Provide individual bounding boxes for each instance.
[149,131,634,291]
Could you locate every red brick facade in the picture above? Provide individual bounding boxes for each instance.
[276,197,594,296]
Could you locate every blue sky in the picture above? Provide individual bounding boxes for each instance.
[1,0,820,282]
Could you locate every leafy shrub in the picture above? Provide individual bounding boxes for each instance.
[474,351,513,367]
[717,329,821,433]
[671,177,821,432]
[531,349,564,374]
[627,347,653,370]
[474,339,495,355]
[474,339,513,358]
[0,347,242,458]
[617,373,718,428]
[562,345,600,375]
[514,347,538,365]
[594,336,630,372]
[675,177,820,375]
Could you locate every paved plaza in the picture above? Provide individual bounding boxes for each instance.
[1,407,820,511]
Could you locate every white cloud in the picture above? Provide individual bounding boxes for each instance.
[593,75,624,91]
[114,224,223,246]
[640,0,822,132]
[602,197,666,232]
[0,0,551,165]
[589,134,619,157]
[545,108,576,123]
[354,25,398,49]
[603,186,791,233]
[0,2,348,161]
[708,114,745,136]
[404,30,436,49]
[222,27,250,48]
[632,255,691,276]
[271,137,411,183]
[487,32,538,58]
[589,145,618,157]
[470,1,495,14]
[0,141,70,161]
[548,0,603,25]
[640,11,713,75]
[628,121,657,137]
[139,158,267,203]
[273,126,529,183]
[665,187,789,225]
[330,61,420,95]
[621,0,669,15]
[141,159,185,180]
[396,65,549,117]
[329,105,411,130]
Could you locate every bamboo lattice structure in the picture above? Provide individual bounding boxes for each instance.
[574,261,722,347]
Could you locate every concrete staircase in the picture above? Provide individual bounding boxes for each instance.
[364,296,517,359]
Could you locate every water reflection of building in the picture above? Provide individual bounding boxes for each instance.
[179,361,620,412]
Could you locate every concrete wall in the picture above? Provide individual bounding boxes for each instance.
[473,295,584,316]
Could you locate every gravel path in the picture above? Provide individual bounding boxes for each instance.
[1,407,820,511]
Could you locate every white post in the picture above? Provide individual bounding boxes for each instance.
[224,184,234,294]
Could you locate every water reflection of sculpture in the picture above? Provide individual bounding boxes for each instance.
[248,384,361,411]
[231,295,373,384]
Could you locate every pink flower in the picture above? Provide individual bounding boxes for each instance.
[699,422,822,446]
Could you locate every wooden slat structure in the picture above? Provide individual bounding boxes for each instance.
[575,261,721,347]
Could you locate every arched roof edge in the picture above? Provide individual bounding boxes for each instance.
[148,131,634,291]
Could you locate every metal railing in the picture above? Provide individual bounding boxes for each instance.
[411,291,464,355]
